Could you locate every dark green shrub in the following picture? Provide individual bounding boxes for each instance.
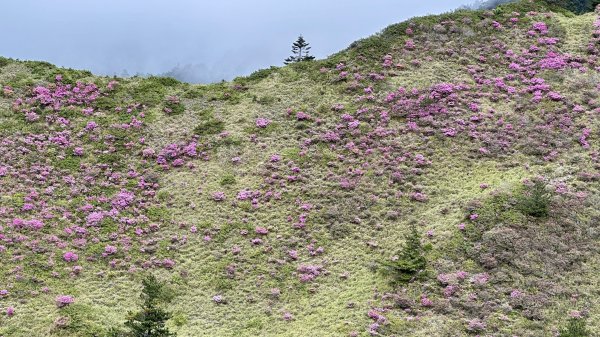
[163,96,185,115]
[55,156,81,172]
[518,180,551,218]
[544,0,600,14]
[193,118,224,136]
[98,153,124,168]
[559,318,590,337]
[24,61,92,84]
[54,303,106,336]
[239,66,279,83]
[251,95,277,105]
[0,57,10,68]
[212,136,242,149]
[182,87,206,99]
[147,206,171,221]
[219,174,236,186]
[25,60,56,76]
[147,76,181,87]
[132,79,168,106]
[379,224,427,285]
[95,95,123,111]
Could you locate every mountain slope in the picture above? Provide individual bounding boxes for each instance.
[1,2,600,336]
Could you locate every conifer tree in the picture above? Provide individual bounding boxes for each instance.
[379,224,427,285]
[284,35,315,65]
[518,179,551,218]
[123,275,175,337]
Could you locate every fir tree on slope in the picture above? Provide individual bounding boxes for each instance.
[109,275,176,337]
[284,35,315,65]
[379,224,427,285]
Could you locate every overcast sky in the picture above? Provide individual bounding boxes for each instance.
[0,0,475,83]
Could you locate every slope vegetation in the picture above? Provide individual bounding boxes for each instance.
[1,1,600,336]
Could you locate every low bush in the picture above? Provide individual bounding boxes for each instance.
[194,118,224,136]
[559,317,590,337]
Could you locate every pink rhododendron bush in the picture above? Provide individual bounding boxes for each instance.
[1,1,600,336]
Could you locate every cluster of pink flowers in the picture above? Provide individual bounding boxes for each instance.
[539,52,567,69]
[296,111,310,121]
[1,7,599,329]
[55,295,75,308]
[155,139,201,169]
[63,251,79,262]
[410,192,428,202]
[255,226,269,235]
[589,17,600,55]
[470,273,489,285]
[163,95,181,114]
[0,72,189,313]
[212,191,226,201]
[580,128,591,148]
[2,85,14,96]
[420,295,433,307]
[14,77,99,114]
[282,312,293,321]
[255,118,272,128]
[112,190,135,209]
[467,318,486,332]
[532,21,548,34]
[103,245,118,256]
[331,103,345,111]
[366,309,387,335]
[296,264,323,282]
[382,54,393,67]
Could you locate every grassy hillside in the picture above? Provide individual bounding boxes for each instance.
[1,1,600,336]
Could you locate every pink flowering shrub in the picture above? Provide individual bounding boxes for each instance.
[212,191,226,201]
[467,318,486,332]
[532,22,548,34]
[63,251,78,262]
[296,111,310,121]
[163,95,185,114]
[55,295,74,308]
[103,245,117,256]
[297,264,324,282]
[112,190,135,209]
[255,118,272,128]
[255,226,269,235]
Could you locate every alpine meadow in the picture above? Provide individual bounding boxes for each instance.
[2,1,600,336]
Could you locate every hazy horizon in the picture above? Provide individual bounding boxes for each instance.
[1,0,487,83]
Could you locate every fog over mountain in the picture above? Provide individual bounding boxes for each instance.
[0,0,473,83]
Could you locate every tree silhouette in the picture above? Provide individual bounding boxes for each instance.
[284,35,315,65]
